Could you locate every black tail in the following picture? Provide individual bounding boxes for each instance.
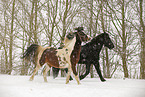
[21,44,39,63]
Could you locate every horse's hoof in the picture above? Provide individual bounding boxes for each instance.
[44,77,48,82]
[101,79,106,82]
[66,81,69,84]
[77,82,81,85]
[44,80,48,83]
[29,78,33,81]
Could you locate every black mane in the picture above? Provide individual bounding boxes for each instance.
[84,33,104,46]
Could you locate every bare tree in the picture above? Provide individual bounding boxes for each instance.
[139,0,145,79]
[7,0,15,74]
[121,0,129,78]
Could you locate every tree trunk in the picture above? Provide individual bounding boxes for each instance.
[106,48,110,78]
[4,9,8,74]
[121,0,128,78]
[101,1,110,78]
[28,0,35,45]
[89,0,94,78]
[102,49,106,78]
[139,0,145,79]
[8,0,15,75]
[34,0,38,44]
[4,44,8,74]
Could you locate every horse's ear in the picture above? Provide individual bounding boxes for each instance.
[74,27,77,30]
[78,27,84,31]
[74,27,84,31]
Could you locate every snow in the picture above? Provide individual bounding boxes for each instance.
[0,75,145,97]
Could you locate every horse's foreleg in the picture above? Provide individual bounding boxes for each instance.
[29,65,41,81]
[65,66,71,84]
[64,68,73,80]
[79,64,91,80]
[94,62,106,82]
[43,64,51,82]
[72,64,80,85]
[73,74,80,85]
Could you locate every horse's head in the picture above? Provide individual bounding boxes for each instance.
[103,32,114,49]
[74,27,91,42]
[75,27,84,31]
[66,32,75,40]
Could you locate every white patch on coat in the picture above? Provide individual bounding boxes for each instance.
[56,36,76,68]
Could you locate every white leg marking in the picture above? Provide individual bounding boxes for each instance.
[43,64,51,82]
[73,74,81,85]
[66,66,71,84]
[29,65,41,81]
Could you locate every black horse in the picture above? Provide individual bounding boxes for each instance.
[53,32,114,82]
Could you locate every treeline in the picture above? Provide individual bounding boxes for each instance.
[0,0,145,79]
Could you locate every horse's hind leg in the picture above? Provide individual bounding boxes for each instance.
[43,64,51,82]
[79,64,91,80]
[94,62,106,82]
[30,65,41,81]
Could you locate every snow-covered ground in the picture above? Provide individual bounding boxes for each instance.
[0,75,145,97]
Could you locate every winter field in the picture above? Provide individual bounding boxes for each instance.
[0,74,145,97]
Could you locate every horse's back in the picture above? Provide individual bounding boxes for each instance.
[39,48,58,67]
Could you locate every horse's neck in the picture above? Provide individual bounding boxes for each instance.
[56,37,76,57]
[88,40,104,53]
[76,33,82,46]
[64,36,76,52]
[71,34,82,63]
[96,42,103,52]
[72,34,82,54]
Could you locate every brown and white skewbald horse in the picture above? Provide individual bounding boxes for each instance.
[21,27,90,84]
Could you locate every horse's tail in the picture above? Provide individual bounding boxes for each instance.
[21,44,40,64]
